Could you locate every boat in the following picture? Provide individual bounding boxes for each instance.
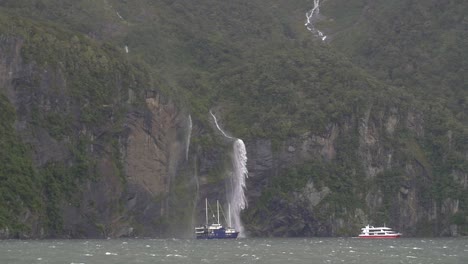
[358,225,402,238]
[195,198,239,239]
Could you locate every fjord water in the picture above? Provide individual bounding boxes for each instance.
[1,238,466,264]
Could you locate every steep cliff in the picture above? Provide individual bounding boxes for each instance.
[0,0,466,238]
[0,14,195,238]
[243,100,467,237]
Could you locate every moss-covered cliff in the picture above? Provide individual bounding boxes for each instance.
[0,12,192,238]
[0,0,466,238]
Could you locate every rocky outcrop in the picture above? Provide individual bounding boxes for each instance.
[0,34,193,238]
[243,104,467,237]
[1,17,465,239]
[122,94,192,237]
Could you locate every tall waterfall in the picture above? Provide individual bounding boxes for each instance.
[230,139,248,236]
[305,0,327,41]
[210,111,248,237]
[186,115,192,161]
[187,114,201,232]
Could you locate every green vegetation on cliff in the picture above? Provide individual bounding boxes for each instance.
[241,0,468,236]
[0,94,40,233]
[321,0,467,123]
[0,11,150,237]
[319,0,468,234]
[0,0,466,237]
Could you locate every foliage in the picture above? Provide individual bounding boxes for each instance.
[0,10,151,236]
[321,0,468,124]
[40,162,71,234]
[250,155,366,233]
[1,0,386,136]
[0,0,466,237]
[318,0,467,234]
[0,94,41,232]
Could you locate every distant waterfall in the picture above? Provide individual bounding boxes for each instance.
[187,114,201,232]
[305,0,327,41]
[186,115,192,161]
[210,111,234,140]
[210,111,248,237]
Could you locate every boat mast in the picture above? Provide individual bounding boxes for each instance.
[217,200,220,224]
[205,198,208,226]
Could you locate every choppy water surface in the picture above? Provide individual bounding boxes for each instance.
[0,237,466,264]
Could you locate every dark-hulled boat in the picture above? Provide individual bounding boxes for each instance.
[195,199,239,239]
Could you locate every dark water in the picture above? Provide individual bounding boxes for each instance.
[0,237,466,264]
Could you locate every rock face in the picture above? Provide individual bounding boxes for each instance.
[122,94,193,237]
[243,104,467,237]
[1,28,466,239]
[0,35,193,238]
[59,94,192,238]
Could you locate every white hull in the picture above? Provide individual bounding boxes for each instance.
[358,225,402,238]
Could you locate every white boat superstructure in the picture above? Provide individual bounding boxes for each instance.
[358,225,402,238]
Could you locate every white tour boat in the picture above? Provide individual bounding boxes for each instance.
[358,225,402,238]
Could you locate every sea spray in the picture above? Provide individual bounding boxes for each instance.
[305,0,327,41]
[209,111,248,237]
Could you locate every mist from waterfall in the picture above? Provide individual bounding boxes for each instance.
[305,0,327,41]
[209,111,248,237]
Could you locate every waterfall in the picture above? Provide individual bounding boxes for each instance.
[305,0,327,41]
[210,111,234,140]
[187,114,201,233]
[230,139,248,236]
[186,115,192,161]
[210,111,248,237]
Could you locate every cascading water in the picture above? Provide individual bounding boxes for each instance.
[230,139,248,236]
[186,115,192,161]
[305,0,327,41]
[209,111,248,237]
[210,111,234,140]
